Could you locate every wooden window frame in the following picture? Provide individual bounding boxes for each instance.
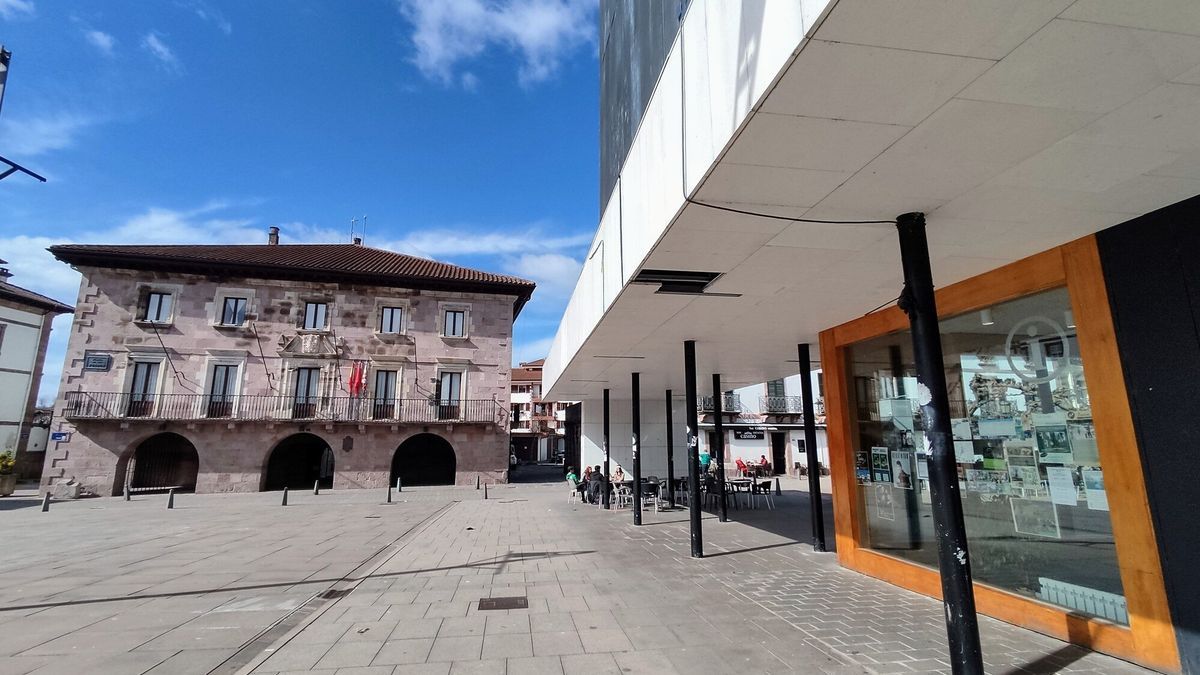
[818,235,1178,672]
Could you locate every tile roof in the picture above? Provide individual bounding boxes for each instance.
[0,281,74,314]
[511,367,543,382]
[49,243,536,314]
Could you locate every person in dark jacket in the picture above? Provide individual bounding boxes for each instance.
[587,464,605,504]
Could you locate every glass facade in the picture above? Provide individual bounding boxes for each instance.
[847,287,1126,624]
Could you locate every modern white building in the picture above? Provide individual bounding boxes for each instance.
[546,2,1200,671]
[0,261,73,479]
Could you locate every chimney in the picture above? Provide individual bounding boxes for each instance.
[353,237,362,245]
[267,226,279,245]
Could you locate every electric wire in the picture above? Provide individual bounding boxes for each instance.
[685,198,898,225]
[148,319,190,389]
[249,320,278,393]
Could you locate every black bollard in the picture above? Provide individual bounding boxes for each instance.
[396,476,402,493]
[476,475,481,490]
[167,488,175,509]
[775,477,782,496]
[313,480,320,496]
[41,493,50,512]
[282,487,289,506]
[483,483,488,500]
[387,484,393,504]
[123,484,130,502]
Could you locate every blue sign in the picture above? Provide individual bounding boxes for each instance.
[50,432,71,442]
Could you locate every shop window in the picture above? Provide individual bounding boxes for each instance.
[846,287,1126,624]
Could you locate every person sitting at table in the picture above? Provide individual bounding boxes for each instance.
[699,451,711,472]
[566,466,587,499]
[582,465,593,486]
[587,464,606,503]
[612,466,625,483]
[759,455,769,467]
[735,457,749,476]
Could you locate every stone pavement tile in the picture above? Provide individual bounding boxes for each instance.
[528,613,572,634]
[371,638,434,666]
[337,607,389,624]
[314,642,384,670]
[561,652,622,674]
[295,621,352,644]
[341,621,399,643]
[484,614,529,635]
[427,635,483,662]
[142,648,232,674]
[612,650,681,675]
[578,628,634,654]
[138,626,254,651]
[438,616,486,638]
[570,609,619,632]
[334,667,396,675]
[0,656,50,675]
[628,624,682,650]
[392,664,451,675]
[26,649,174,675]
[481,633,533,660]
[256,642,332,672]
[448,659,505,675]
[425,602,472,619]
[504,655,564,675]
[383,603,432,621]
[390,618,443,640]
[19,628,164,656]
[530,630,583,657]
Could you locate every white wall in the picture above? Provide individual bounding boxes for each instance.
[545,0,832,395]
[579,394,690,479]
[0,305,44,452]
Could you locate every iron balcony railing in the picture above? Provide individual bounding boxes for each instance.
[698,394,742,413]
[761,395,805,414]
[63,391,505,425]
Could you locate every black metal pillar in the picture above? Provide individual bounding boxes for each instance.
[665,389,676,508]
[798,343,827,552]
[631,372,642,526]
[896,212,983,674]
[712,373,729,523]
[684,341,703,557]
[602,388,611,509]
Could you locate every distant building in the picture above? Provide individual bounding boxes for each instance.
[508,359,571,463]
[42,230,534,495]
[0,261,73,479]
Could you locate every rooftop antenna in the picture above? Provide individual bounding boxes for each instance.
[361,215,367,245]
[349,216,357,243]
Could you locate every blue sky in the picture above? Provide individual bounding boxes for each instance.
[0,0,599,403]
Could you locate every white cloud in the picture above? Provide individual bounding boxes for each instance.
[398,0,595,87]
[461,71,480,91]
[0,0,34,20]
[0,113,93,156]
[84,29,116,56]
[142,32,181,72]
[179,0,232,35]
[502,252,581,298]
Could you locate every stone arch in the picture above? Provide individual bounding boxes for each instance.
[113,432,200,495]
[263,432,335,491]
[391,433,456,487]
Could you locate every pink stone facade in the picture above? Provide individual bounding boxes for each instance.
[42,265,517,495]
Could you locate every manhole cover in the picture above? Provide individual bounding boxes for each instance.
[478,596,528,610]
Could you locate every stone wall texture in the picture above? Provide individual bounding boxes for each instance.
[41,265,518,495]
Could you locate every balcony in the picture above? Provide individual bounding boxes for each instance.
[698,394,742,413]
[761,396,804,415]
[63,392,505,425]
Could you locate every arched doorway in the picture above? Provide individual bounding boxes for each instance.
[264,433,334,491]
[118,433,200,495]
[391,433,456,486]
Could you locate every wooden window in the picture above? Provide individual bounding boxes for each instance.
[379,306,404,334]
[220,297,247,326]
[443,309,466,337]
[303,302,327,330]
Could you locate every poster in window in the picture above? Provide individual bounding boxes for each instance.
[873,483,895,521]
[855,452,871,484]
[1034,424,1072,465]
[916,455,929,481]
[1083,468,1109,511]
[892,450,914,490]
[1067,421,1100,465]
[954,440,977,464]
[965,469,1008,496]
[871,446,891,483]
[1004,439,1038,467]
[974,438,1007,470]
[1046,466,1078,506]
[951,417,973,441]
[1011,497,1062,539]
[979,417,1018,438]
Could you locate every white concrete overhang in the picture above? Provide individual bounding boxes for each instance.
[546,0,1200,401]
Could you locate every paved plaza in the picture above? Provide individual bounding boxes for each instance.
[0,472,1156,675]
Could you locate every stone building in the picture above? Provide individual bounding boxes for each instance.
[0,261,74,479]
[41,232,534,495]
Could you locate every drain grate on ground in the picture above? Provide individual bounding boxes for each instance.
[477,596,528,610]
[319,588,352,600]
